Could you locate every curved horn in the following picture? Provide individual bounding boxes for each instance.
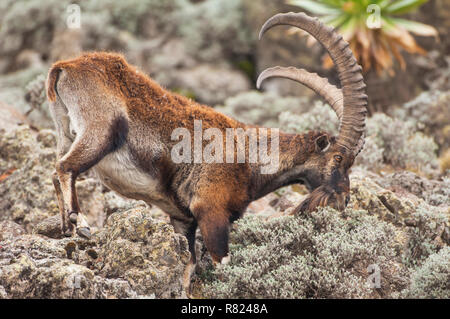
[258,12,367,156]
[257,66,344,120]
[257,66,365,156]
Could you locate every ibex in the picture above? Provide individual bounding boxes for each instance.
[46,12,367,294]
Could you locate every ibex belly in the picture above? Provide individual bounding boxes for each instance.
[94,147,180,215]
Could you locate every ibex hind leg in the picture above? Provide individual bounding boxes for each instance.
[49,99,75,236]
[53,173,89,238]
[52,70,129,238]
[49,98,91,238]
[55,119,126,238]
[52,171,71,236]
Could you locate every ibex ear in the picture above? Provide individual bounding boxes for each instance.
[315,134,330,153]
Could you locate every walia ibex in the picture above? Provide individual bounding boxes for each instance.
[46,12,367,293]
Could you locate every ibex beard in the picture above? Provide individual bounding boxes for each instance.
[46,12,367,297]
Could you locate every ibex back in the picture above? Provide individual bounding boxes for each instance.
[46,12,367,295]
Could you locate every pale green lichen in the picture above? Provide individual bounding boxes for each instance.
[399,247,450,298]
[402,204,448,267]
[204,208,404,299]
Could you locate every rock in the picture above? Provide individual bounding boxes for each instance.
[0,235,137,299]
[34,215,63,239]
[0,66,53,129]
[378,171,450,207]
[0,102,31,133]
[94,207,190,298]
[0,126,59,230]
[0,207,190,299]
[0,286,7,298]
[36,129,57,148]
[0,125,39,170]
[0,221,25,241]
[245,193,278,217]
[103,191,147,219]
[348,172,426,225]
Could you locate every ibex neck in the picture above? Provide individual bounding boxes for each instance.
[249,132,315,200]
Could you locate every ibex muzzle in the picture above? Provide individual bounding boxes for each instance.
[46,12,367,296]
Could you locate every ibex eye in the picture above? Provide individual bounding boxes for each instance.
[334,155,342,163]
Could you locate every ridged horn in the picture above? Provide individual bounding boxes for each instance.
[258,12,367,157]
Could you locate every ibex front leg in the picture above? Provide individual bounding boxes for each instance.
[55,127,114,238]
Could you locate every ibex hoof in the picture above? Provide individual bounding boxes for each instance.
[69,212,78,224]
[64,230,73,237]
[77,227,91,239]
[221,255,231,265]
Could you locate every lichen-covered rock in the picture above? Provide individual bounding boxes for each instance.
[94,207,190,298]
[376,171,450,207]
[348,174,423,226]
[0,67,52,129]
[0,207,190,299]
[0,102,31,133]
[33,215,63,239]
[0,235,137,299]
[0,126,59,230]
[0,221,26,241]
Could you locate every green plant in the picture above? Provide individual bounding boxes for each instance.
[287,0,437,74]
[203,208,404,298]
[402,204,448,267]
[365,113,439,175]
[400,247,450,298]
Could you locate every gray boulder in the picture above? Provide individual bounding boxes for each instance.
[0,207,190,299]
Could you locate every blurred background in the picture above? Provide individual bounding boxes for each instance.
[0,0,448,175]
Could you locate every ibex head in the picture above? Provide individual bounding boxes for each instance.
[294,137,353,212]
[257,12,368,213]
